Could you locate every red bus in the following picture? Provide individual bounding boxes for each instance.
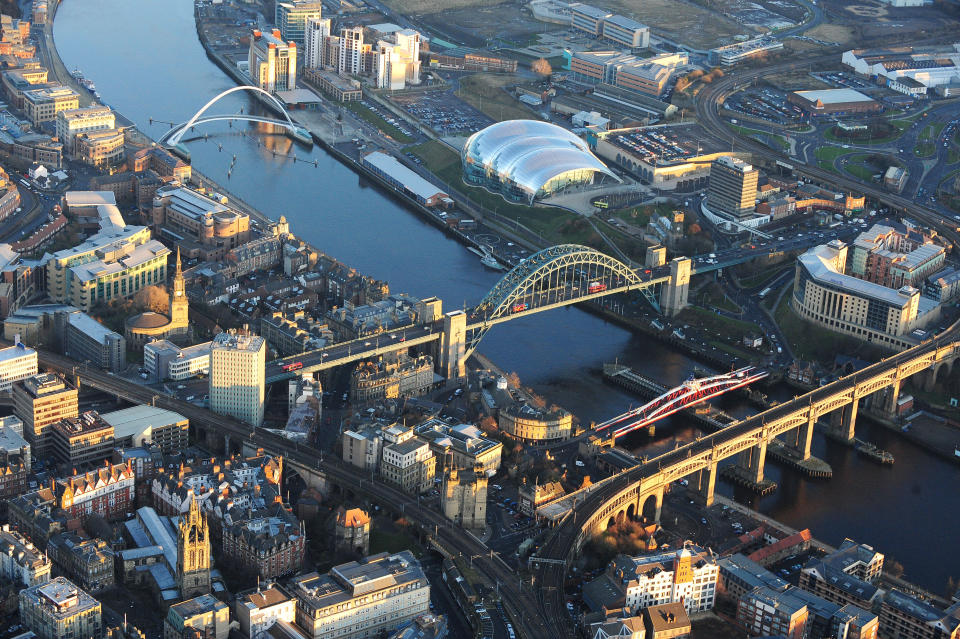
[588,282,607,293]
[511,302,528,313]
[281,362,303,372]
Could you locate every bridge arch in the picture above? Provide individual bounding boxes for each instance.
[641,493,659,523]
[467,244,642,353]
[165,85,297,145]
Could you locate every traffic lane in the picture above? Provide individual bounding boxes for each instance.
[421,553,475,639]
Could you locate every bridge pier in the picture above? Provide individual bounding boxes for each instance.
[692,460,717,507]
[829,401,858,442]
[738,438,768,484]
[662,257,691,317]
[793,410,816,460]
[439,311,466,380]
[884,379,902,418]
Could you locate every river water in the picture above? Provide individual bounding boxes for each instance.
[54,0,960,593]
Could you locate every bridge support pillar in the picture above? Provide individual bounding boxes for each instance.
[794,410,815,461]
[439,311,466,380]
[884,379,902,418]
[662,257,691,317]
[739,438,768,484]
[832,401,858,442]
[692,461,717,507]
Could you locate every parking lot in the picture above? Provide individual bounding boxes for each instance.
[391,89,493,135]
[724,88,805,125]
[358,99,417,139]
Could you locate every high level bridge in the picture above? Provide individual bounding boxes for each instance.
[532,320,960,633]
[265,244,693,384]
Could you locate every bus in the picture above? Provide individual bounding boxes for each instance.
[758,287,772,299]
[511,302,528,313]
[588,282,607,293]
[281,361,304,372]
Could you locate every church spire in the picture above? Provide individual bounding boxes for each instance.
[175,246,182,277]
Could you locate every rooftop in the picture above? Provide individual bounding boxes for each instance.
[792,89,876,105]
[363,151,447,201]
[0,342,35,363]
[169,593,227,619]
[603,123,725,165]
[100,405,187,439]
[799,243,919,308]
[212,330,265,353]
[24,577,99,617]
[67,313,122,344]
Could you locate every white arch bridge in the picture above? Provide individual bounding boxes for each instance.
[157,85,311,146]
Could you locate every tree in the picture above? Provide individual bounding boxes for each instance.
[134,285,169,314]
[531,57,552,77]
[688,223,702,235]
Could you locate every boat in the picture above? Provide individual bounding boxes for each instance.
[481,254,504,270]
[71,67,83,80]
[467,246,485,258]
[856,441,894,465]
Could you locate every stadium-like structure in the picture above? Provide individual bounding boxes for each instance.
[462,120,619,203]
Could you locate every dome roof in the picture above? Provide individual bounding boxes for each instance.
[126,311,170,330]
[462,120,618,199]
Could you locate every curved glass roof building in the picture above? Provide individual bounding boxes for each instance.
[462,120,619,203]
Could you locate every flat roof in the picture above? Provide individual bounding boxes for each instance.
[101,405,187,438]
[570,3,612,18]
[799,244,918,308]
[792,88,876,104]
[67,313,121,343]
[363,151,447,200]
[0,342,35,363]
[603,14,648,31]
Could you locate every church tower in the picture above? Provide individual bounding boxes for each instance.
[177,495,211,598]
[169,247,189,328]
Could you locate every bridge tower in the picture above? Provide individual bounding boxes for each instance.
[738,429,769,484]
[691,451,718,507]
[662,257,691,317]
[439,311,467,380]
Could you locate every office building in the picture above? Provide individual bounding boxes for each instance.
[600,14,649,48]
[498,400,573,441]
[793,241,936,350]
[19,577,102,639]
[235,584,297,639]
[249,29,297,92]
[50,410,115,467]
[22,85,79,125]
[65,313,127,372]
[75,128,125,169]
[880,590,960,639]
[0,523,51,587]
[414,417,502,476]
[566,50,686,97]
[275,1,322,44]
[164,594,230,639]
[925,266,960,303]
[350,352,435,402]
[100,405,189,454]
[130,146,192,183]
[706,156,758,220]
[210,328,266,427]
[55,105,115,153]
[609,546,719,614]
[304,16,331,68]
[643,602,691,639]
[334,507,370,556]
[708,38,783,65]
[144,339,212,382]
[13,373,78,458]
[570,3,612,36]
[150,186,251,261]
[339,26,364,75]
[849,224,945,289]
[291,551,430,639]
[440,466,487,529]
[381,437,436,494]
[46,532,114,592]
[0,418,29,497]
[0,341,37,391]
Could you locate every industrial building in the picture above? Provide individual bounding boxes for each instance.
[842,45,960,96]
[362,151,451,207]
[788,89,881,116]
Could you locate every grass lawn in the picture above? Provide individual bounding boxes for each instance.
[773,284,870,363]
[815,146,851,173]
[696,284,741,313]
[408,139,579,239]
[728,124,789,150]
[677,306,760,340]
[456,73,537,122]
[369,526,423,558]
[919,122,945,140]
[343,102,414,143]
[914,140,936,158]
[737,263,793,289]
[949,148,960,165]
[844,162,876,181]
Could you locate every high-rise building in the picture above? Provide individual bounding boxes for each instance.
[249,29,298,93]
[55,105,115,154]
[209,328,266,427]
[304,16,331,68]
[19,577,102,639]
[394,29,421,85]
[706,156,758,220]
[13,374,78,458]
[339,27,364,76]
[176,496,211,599]
[0,342,37,392]
[275,1,322,44]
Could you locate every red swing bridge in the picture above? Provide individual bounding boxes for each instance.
[595,367,769,439]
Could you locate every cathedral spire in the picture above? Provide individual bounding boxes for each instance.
[175,246,182,276]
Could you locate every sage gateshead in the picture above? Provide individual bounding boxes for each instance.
[462,120,619,203]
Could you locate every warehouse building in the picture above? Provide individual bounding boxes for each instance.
[788,89,881,116]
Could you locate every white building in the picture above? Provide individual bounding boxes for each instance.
[249,29,298,93]
[292,551,430,639]
[55,106,115,154]
[381,437,436,494]
[610,547,719,614]
[209,329,266,427]
[0,524,51,587]
[304,16,331,69]
[145,340,212,382]
[339,27,364,75]
[841,45,960,95]
[0,342,37,391]
[234,584,297,639]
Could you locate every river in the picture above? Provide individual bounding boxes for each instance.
[53,0,960,593]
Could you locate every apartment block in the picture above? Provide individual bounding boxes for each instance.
[19,577,102,639]
[0,523,51,587]
[210,328,266,427]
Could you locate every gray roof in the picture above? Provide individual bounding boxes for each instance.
[799,244,918,308]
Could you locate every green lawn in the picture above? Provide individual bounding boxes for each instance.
[815,146,851,173]
[844,162,876,181]
[677,306,760,339]
[948,147,960,165]
[343,102,414,143]
[919,122,945,140]
[737,263,793,289]
[728,124,789,150]
[369,527,423,558]
[697,284,741,313]
[774,284,865,363]
[914,140,936,158]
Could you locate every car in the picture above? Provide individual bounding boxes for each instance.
[701,518,708,524]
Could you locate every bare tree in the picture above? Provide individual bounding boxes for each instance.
[134,285,169,314]
[531,58,552,77]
